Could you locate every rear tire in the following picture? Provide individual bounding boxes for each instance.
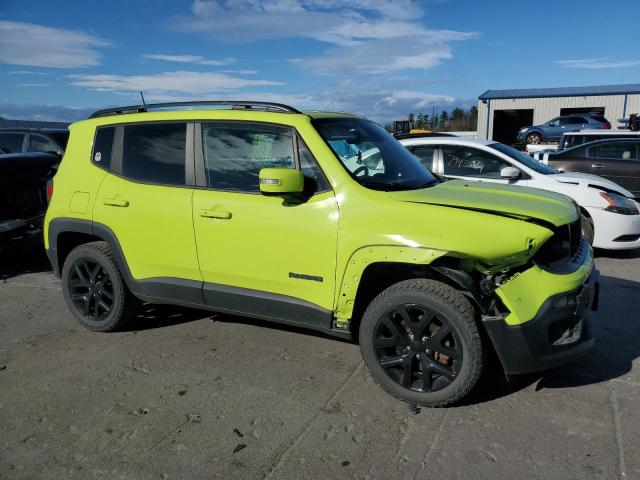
[62,241,139,332]
[581,214,595,245]
[359,279,485,407]
[526,132,542,144]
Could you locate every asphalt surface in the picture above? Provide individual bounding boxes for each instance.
[1,246,639,480]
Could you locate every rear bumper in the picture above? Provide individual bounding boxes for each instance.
[484,267,599,375]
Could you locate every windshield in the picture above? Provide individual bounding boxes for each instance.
[313,118,438,191]
[490,142,558,175]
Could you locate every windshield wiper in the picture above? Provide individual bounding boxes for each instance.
[359,179,437,191]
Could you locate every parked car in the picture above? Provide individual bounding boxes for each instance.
[46,100,598,407]
[529,130,640,158]
[401,137,640,250]
[516,114,611,145]
[536,138,640,197]
[556,129,640,151]
[0,152,59,252]
[0,128,68,156]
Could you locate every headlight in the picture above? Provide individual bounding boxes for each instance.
[519,127,528,132]
[600,192,639,215]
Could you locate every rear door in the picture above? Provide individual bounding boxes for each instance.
[587,141,640,196]
[92,122,202,287]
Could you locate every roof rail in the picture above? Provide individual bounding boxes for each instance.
[89,100,302,119]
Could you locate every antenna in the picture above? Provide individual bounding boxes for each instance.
[139,91,146,106]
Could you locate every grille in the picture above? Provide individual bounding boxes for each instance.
[533,219,584,273]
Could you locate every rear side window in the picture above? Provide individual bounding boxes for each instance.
[568,117,587,124]
[591,115,608,123]
[0,133,25,153]
[201,123,296,192]
[92,127,115,170]
[122,123,186,185]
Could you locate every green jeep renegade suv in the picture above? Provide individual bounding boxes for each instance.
[44,101,599,406]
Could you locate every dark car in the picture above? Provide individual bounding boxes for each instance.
[517,114,611,145]
[558,130,640,151]
[0,152,59,252]
[0,128,68,156]
[543,138,640,196]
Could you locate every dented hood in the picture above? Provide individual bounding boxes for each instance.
[388,180,577,227]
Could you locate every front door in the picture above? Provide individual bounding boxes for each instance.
[438,145,531,186]
[191,121,339,325]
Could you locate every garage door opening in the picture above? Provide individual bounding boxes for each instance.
[492,109,534,145]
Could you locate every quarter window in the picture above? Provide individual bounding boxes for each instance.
[442,147,511,178]
[92,127,115,170]
[201,123,294,192]
[122,123,187,185]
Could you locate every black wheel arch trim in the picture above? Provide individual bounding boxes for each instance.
[47,217,343,338]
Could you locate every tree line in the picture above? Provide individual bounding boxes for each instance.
[387,106,478,132]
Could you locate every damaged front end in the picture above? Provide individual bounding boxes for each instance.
[472,217,599,375]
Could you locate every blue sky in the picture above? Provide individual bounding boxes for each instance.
[1,0,639,123]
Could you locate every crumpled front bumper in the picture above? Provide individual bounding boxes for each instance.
[483,245,599,375]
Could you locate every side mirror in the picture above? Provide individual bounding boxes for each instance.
[259,168,304,195]
[500,166,521,180]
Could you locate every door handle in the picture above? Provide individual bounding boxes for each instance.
[102,197,129,207]
[591,164,604,169]
[200,209,232,219]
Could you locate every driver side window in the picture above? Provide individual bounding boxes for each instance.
[442,147,512,179]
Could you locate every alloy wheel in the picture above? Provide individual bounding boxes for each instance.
[68,258,114,321]
[373,304,463,393]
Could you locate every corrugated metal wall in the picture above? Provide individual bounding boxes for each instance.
[477,93,640,139]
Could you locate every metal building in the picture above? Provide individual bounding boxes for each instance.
[477,84,640,144]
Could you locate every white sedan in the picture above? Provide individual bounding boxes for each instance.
[400,137,640,250]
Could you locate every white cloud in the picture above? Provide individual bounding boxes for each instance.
[0,20,108,68]
[69,70,284,95]
[555,58,640,69]
[143,54,235,66]
[222,69,259,75]
[174,1,477,74]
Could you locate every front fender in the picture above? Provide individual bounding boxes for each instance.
[334,245,448,322]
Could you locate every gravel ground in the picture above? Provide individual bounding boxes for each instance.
[0,247,639,480]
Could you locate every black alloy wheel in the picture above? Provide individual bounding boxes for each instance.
[62,241,138,331]
[374,303,462,393]
[68,258,114,321]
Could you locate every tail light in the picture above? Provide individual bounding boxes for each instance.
[603,122,611,129]
[46,178,54,204]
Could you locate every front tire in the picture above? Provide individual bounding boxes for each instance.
[61,241,138,332]
[526,132,542,144]
[359,279,485,407]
